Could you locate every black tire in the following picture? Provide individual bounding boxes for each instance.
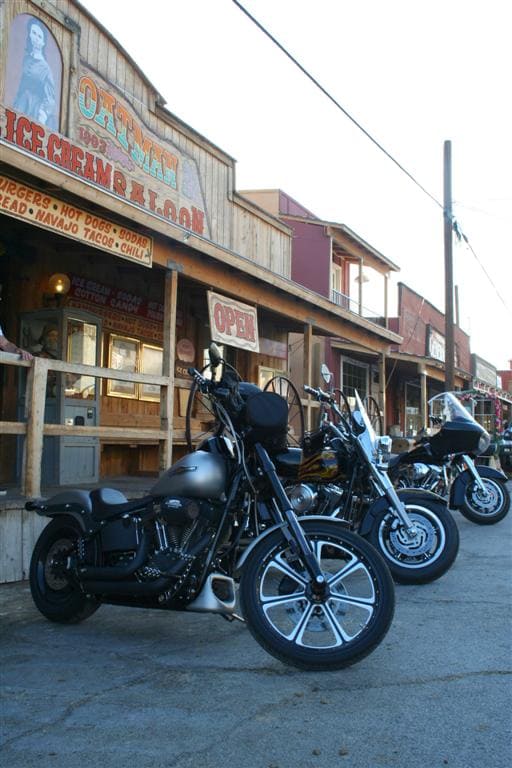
[29,516,100,623]
[367,499,459,584]
[239,519,394,671]
[459,478,510,525]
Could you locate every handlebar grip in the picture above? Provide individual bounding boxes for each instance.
[188,367,210,391]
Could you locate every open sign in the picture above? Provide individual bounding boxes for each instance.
[207,291,259,352]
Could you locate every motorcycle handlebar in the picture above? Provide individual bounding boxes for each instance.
[304,384,332,403]
[188,367,211,393]
[187,368,234,404]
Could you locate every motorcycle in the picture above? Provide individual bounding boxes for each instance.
[27,345,395,672]
[388,392,510,525]
[272,370,459,584]
[498,423,512,475]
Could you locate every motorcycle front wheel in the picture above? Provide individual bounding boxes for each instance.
[30,516,100,623]
[239,519,394,671]
[367,500,459,584]
[460,477,510,524]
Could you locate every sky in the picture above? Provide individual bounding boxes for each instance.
[79,0,511,372]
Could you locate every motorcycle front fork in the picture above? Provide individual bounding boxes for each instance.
[255,444,327,597]
[370,466,419,538]
[461,455,489,495]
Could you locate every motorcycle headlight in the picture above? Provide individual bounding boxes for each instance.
[478,431,490,454]
[375,436,392,465]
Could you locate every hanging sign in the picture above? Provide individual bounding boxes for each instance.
[0,175,152,266]
[207,291,259,353]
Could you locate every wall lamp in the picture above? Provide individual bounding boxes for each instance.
[44,273,71,306]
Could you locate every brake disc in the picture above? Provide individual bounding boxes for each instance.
[388,516,436,556]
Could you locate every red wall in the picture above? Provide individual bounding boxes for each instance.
[284,219,331,298]
[393,283,471,372]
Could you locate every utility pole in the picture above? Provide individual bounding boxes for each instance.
[444,140,455,392]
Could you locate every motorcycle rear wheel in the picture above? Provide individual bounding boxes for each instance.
[367,500,459,584]
[460,478,510,525]
[239,519,394,671]
[30,516,100,623]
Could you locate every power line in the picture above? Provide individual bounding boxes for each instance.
[232,0,443,211]
[232,0,509,316]
[453,222,511,314]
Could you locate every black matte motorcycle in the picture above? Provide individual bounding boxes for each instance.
[273,373,459,585]
[28,345,395,671]
[389,393,510,525]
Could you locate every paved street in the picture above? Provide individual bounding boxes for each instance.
[1,490,511,768]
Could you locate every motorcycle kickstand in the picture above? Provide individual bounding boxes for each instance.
[220,613,245,623]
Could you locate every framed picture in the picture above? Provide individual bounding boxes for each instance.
[140,344,163,402]
[107,334,138,398]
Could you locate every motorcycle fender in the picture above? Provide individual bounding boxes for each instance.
[450,466,508,508]
[359,488,445,537]
[234,515,344,575]
[25,490,94,533]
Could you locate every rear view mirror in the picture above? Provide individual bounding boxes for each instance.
[321,364,332,385]
[209,342,222,369]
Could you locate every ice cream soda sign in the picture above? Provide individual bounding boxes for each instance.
[207,292,259,353]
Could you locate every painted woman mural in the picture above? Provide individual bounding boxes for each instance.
[5,14,62,130]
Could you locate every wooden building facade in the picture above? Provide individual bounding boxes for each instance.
[0,0,402,506]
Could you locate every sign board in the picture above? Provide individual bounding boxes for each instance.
[0,175,153,266]
[207,291,259,353]
[472,354,497,387]
[426,325,445,363]
[0,101,208,237]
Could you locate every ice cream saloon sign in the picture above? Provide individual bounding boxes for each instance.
[207,291,259,353]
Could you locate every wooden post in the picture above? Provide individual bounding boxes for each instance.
[419,363,428,431]
[384,274,389,329]
[303,323,313,431]
[358,260,364,315]
[379,352,387,433]
[160,265,180,471]
[23,357,49,498]
[444,140,455,392]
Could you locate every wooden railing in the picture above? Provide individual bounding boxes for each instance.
[0,352,184,498]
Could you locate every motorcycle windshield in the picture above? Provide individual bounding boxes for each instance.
[428,392,490,454]
[353,391,376,456]
[428,392,482,428]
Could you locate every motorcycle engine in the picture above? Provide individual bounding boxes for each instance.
[286,483,318,514]
[285,483,344,517]
[138,497,218,582]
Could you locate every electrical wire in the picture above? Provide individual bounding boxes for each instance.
[453,223,511,314]
[232,0,509,319]
[232,0,443,211]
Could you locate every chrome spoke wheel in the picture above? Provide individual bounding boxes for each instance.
[257,536,377,649]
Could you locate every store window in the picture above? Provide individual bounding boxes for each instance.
[405,382,422,436]
[340,357,368,402]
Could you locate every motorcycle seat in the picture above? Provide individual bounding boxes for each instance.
[90,487,153,521]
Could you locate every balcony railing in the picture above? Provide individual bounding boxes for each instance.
[331,289,386,328]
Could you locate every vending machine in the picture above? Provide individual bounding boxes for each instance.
[18,309,102,486]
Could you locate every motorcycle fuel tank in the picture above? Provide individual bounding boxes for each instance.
[298,449,348,483]
[150,451,227,500]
